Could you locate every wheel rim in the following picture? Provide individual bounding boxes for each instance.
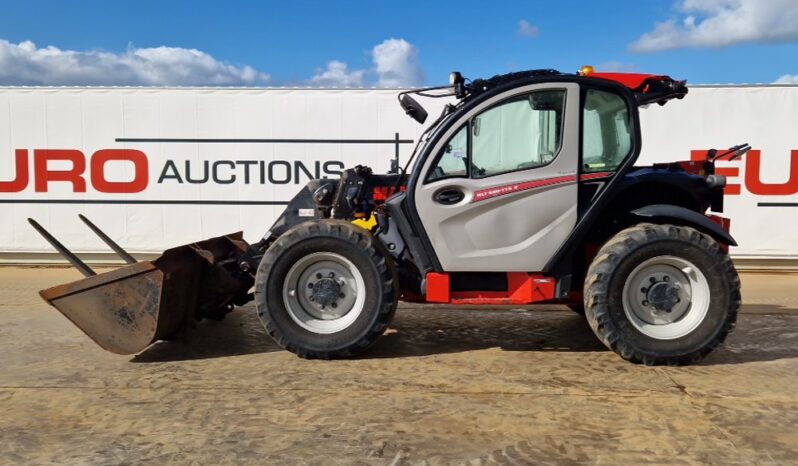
[621,255,710,340]
[282,252,366,334]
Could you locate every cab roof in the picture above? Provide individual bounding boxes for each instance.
[466,69,688,106]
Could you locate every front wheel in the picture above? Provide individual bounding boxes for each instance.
[254,220,398,359]
[584,223,740,365]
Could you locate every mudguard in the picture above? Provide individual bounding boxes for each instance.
[631,204,737,246]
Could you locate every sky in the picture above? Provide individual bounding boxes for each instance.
[0,0,797,87]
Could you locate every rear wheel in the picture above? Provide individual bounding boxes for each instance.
[255,220,398,359]
[584,223,740,365]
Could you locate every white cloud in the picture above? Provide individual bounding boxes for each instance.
[631,0,798,52]
[0,39,270,86]
[308,60,365,87]
[516,20,540,38]
[311,38,424,88]
[774,74,798,84]
[372,38,424,87]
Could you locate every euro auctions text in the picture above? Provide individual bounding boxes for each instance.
[2,147,796,197]
[0,149,345,193]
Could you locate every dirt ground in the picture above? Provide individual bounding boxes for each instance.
[1,267,797,465]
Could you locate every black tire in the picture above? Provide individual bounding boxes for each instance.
[254,220,398,359]
[584,223,740,365]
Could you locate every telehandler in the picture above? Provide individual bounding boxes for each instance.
[31,66,745,365]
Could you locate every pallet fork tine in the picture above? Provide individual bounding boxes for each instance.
[78,214,137,264]
[27,218,96,277]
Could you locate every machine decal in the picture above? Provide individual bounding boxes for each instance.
[579,171,614,181]
[470,172,614,204]
[471,175,576,203]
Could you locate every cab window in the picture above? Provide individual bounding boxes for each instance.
[426,89,566,182]
[582,89,632,173]
[471,90,565,178]
[426,124,468,182]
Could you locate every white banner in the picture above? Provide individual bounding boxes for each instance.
[638,85,798,259]
[0,85,796,259]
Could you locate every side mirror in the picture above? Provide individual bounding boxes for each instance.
[400,94,428,124]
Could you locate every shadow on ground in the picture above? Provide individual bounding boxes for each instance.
[369,307,606,358]
[704,304,798,365]
[132,310,281,363]
[131,304,798,365]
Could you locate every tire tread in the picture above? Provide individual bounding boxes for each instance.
[254,220,398,359]
[583,222,740,365]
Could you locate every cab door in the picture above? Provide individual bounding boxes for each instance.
[413,83,580,272]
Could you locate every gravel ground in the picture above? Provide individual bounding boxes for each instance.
[1,267,797,465]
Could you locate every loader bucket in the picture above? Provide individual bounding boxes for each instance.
[30,217,253,355]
